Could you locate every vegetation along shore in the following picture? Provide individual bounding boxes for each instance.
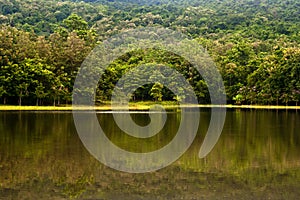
[0,0,299,106]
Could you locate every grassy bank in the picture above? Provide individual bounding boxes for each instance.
[0,103,299,111]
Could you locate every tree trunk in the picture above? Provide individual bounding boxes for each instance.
[19,90,23,106]
[3,97,6,105]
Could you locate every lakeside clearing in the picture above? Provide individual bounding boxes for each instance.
[0,103,299,111]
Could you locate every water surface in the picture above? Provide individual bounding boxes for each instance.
[0,109,299,199]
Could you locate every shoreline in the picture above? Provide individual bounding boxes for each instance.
[0,104,299,111]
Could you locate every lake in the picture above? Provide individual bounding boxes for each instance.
[0,109,299,199]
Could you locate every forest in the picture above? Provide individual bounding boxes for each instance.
[0,0,299,105]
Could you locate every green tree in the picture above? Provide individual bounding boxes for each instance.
[0,86,7,104]
[35,83,47,106]
[150,82,163,102]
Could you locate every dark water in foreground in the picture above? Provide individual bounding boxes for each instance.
[0,109,299,199]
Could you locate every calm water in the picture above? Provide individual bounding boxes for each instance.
[0,109,300,199]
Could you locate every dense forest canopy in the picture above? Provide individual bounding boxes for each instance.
[0,0,299,105]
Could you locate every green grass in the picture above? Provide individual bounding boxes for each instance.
[226,104,300,110]
[0,101,299,111]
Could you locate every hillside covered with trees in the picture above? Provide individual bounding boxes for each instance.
[0,0,299,105]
